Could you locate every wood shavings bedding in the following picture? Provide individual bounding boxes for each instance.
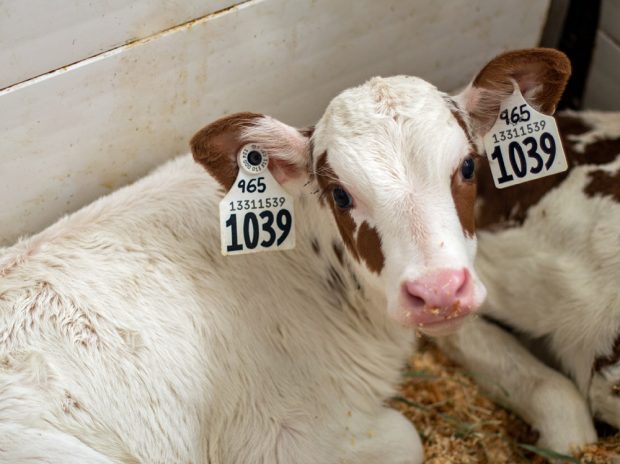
[392,339,620,463]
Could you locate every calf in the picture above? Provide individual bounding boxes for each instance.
[440,109,620,454]
[0,49,566,463]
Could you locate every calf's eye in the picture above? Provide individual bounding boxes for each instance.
[460,157,475,180]
[332,187,353,209]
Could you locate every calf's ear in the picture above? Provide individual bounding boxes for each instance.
[454,48,571,138]
[191,112,311,190]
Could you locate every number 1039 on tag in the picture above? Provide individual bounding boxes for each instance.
[483,89,568,189]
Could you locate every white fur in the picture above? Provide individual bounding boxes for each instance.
[439,110,620,453]
[0,155,421,463]
[0,75,489,463]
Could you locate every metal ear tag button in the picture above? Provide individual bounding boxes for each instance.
[218,144,295,256]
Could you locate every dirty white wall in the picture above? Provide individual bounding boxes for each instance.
[0,0,551,245]
[583,0,620,110]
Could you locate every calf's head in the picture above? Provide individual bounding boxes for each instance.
[192,48,570,336]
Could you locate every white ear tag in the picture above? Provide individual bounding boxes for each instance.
[482,87,568,189]
[219,144,295,256]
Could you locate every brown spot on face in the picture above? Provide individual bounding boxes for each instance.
[451,168,477,236]
[357,222,385,274]
[315,152,359,260]
[315,152,385,274]
[477,113,620,228]
[594,334,620,372]
[584,169,620,202]
[190,112,263,190]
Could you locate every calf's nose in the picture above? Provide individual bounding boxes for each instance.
[404,268,472,311]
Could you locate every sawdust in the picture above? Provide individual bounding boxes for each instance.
[392,339,620,463]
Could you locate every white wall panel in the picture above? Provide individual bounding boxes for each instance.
[0,0,551,245]
[584,31,620,110]
[601,0,620,44]
[0,0,244,89]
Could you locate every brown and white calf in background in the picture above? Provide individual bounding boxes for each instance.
[0,49,566,463]
[440,92,620,450]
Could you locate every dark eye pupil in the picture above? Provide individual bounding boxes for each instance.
[461,158,475,180]
[332,187,352,209]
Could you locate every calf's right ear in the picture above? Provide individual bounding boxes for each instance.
[191,112,311,190]
[454,48,571,139]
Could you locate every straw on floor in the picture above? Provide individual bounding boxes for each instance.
[392,338,620,464]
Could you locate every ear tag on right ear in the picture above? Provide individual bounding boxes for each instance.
[482,87,568,189]
[219,144,295,256]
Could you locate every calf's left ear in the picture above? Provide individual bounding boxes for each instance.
[454,48,571,138]
[191,112,311,190]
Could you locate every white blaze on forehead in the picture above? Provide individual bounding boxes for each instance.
[313,76,470,210]
[312,76,478,279]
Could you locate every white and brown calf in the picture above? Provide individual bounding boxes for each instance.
[440,108,620,453]
[0,49,565,463]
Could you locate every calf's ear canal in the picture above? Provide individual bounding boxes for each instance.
[454,48,572,137]
[191,112,312,190]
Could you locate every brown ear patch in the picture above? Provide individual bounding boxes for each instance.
[451,168,477,237]
[191,112,263,190]
[473,48,571,114]
[469,48,571,136]
[315,152,385,274]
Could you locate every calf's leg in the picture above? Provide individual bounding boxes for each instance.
[334,407,424,464]
[437,317,597,454]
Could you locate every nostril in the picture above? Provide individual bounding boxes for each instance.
[404,281,427,308]
[454,269,470,299]
[409,293,426,308]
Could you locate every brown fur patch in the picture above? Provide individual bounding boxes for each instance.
[357,222,385,273]
[451,169,477,236]
[190,112,263,190]
[584,169,620,202]
[315,153,359,261]
[594,334,620,372]
[477,114,620,228]
[315,152,385,273]
[470,48,571,134]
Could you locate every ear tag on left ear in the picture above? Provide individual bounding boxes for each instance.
[482,86,568,189]
[219,144,295,256]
